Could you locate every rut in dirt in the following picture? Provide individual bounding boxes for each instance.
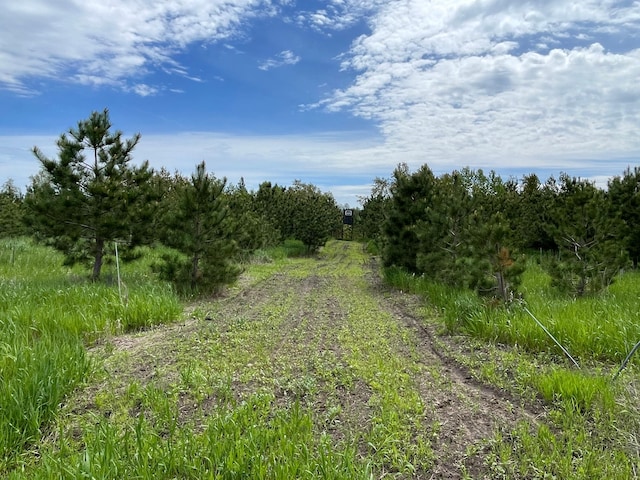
[100,240,541,479]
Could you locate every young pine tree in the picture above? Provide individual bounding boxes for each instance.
[0,180,25,238]
[608,166,640,267]
[545,174,629,296]
[285,181,341,253]
[156,162,240,294]
[384,164,436,272]
[24,109,155,280]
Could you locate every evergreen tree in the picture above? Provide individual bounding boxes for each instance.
[254,181,289,241]
[0,180,25,238]
[285,180,341,253]
[155,162,240,294]
[545,174,628,296]
[24,109,155,280]
[225,179,279,257]
[461,210,525,300]
[514,174,557,251]
[415,169,524,300]
[608,166,640,266]
[416,171,472,285]
[358,176,391,248]
[383,164,435,272]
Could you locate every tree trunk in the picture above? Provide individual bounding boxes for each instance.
[92,237,104,281]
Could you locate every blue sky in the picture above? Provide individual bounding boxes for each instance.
[1,0,640,206]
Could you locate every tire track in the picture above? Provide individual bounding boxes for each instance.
[371,277,544,478]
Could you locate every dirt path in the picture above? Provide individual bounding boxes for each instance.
[374,278,543,478]
[94,241,540,479]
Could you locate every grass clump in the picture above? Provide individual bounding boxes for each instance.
[534,370,616,414]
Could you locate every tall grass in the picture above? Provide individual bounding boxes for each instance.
[471,262,640,365]
[10,393,371,480]
[384,255,639,477]
[0,238,182,472]
[384,260,640,366]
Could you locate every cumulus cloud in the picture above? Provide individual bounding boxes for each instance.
[0,0,277,94]
[258,50,301,70]
[3,0,640,204]
[315,0,640,171]
[296,0,387,31]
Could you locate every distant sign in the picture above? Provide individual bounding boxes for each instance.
[343,209,354,225]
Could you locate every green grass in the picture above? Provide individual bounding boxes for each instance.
[327,245,434,473]
[0,238,182,472]
[5,238,640,478]
[383,255,640,478]
[6,240,440,478]
[384,260,640,367]
[11,393,371,480]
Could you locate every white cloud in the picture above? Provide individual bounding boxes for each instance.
[313,0,640,173]
[1,126,637,209]
[0,130,383,206]
[128,84,159,97]
[296,0,387,31]
[0,0,275,94]
[258,50,301,70]
[3,1,640,206]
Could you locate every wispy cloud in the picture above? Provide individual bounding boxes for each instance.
[296,0,387,32]
[258,50,301,70]
[127,84,159,97]
[2,125,637,208]
[312,0,640,171]
[0,130,381,206]
[0,0,276,94]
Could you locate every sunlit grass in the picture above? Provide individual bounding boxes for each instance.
[384,259,640,366]
[0,238,182,472]
[10,240,436,478]
[6,237,639,478]
[383,255,640,477]
[12,393,371,480]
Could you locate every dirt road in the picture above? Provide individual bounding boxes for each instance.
[97,240,539,478]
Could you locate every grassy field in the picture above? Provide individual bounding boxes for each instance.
[1,238,639,478]
[385,260,640,478]
[0,238,181,473]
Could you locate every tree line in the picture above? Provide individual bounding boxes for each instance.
[358,163,639,299]
[0,110,341,293]
[3,110,638,299]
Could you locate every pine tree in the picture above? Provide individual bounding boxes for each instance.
[24,109,155,280]
[359,176,391,248]
[0,180,25,238]
[285,181,341,253]
[545,174,629,296]
[514,174,557,250]
[608,166,640,266]
[225,179,280,257]
[415,169,524,300]
[416,171,472,285]
[383,164,436,272]
[254,181,289,240]
[156,162,240,294]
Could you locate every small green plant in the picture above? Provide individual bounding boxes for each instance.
[283,238,307,257]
